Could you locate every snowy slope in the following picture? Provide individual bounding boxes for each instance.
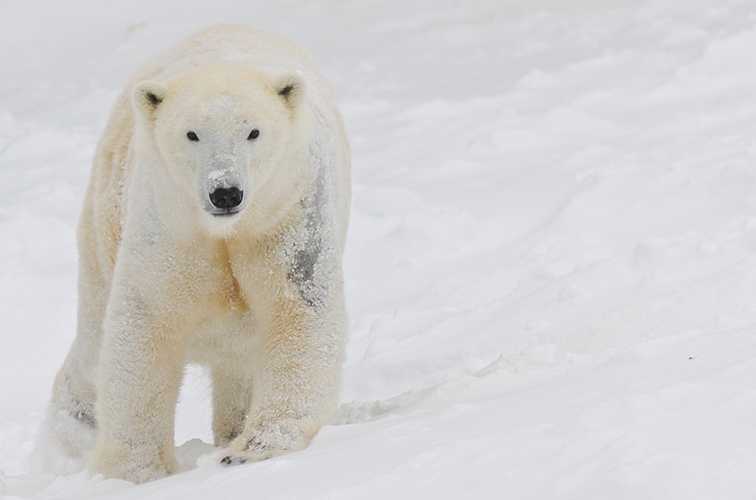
[3,1,756,498]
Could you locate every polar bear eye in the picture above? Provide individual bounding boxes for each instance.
[247,129,260,140]
[186,131,199,142]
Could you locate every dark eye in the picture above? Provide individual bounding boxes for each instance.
[247,129,260,140]
[186,131,199,142]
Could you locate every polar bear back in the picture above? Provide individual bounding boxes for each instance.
[132,25,335,114]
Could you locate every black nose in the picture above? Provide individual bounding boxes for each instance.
[209,186,244,210]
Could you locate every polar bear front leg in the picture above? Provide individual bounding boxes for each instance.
[220,276,346,464]
[92,268,190,483]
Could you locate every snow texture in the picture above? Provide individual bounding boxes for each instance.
[2,0,756,498]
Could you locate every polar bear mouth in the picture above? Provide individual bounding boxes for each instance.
[210,208,242,217]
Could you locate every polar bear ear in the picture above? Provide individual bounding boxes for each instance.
[274,74,305,112]
[132,81,167,120]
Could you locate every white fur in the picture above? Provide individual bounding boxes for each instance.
[40,25,350,483]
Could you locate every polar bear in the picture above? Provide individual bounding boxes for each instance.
[40,25,350,483]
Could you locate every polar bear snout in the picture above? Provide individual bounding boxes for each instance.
[209,186,244,213]
[204,166,246,217]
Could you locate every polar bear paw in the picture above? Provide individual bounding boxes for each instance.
[219,419,310,465]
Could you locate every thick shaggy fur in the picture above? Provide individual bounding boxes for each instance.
[42,25,350,483]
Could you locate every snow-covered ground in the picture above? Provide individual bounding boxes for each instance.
[3,1,756,498]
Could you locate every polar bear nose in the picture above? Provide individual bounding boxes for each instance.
[209,186,244,210]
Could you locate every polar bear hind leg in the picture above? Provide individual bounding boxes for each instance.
[211,367,252,447]
[33,198,109,473]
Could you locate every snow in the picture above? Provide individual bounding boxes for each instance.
[3,0,756,498]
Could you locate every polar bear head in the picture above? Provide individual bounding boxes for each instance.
[132,64,310,234]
